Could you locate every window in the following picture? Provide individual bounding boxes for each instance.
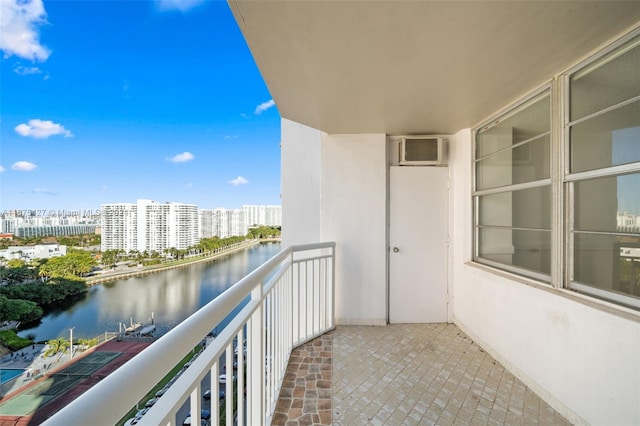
[474,90,552,280]
[566,32,640,308]
[473,29,640,310]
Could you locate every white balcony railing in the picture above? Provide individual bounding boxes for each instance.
[44,242,336,426]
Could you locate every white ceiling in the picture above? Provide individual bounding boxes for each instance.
[229,1,640,135]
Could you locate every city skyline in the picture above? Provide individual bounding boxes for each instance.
[0,0,281,211]
[1,201,282,242]
[1,197,282,217]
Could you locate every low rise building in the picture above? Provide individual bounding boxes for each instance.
[0,244,67,262]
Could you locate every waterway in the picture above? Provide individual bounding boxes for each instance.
[17,242,281,342]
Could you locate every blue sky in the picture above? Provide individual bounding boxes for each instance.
[0,0,281,212]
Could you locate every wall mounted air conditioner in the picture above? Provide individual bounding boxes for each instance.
[399,136,445,166]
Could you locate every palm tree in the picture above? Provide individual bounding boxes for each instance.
[38,260,52,282]
[45,337,69,357]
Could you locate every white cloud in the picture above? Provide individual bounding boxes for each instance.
[168,152,194,163]
[228,176,249,186]
[0,0,51,61]
[254,99,276,115]
[15,119,73,139]
[11,161,37,171]
[14,65,42,76]
[101,185,109,191]
[155,0,205,12]
[184,182,193,188]
[0,166,5,173]
[224,135,238,140]
[32,188,56,195]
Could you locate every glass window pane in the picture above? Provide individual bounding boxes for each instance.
[574,173,640,233]
[477,92,550,158]
[478,228,551,275]
[478,186,551,229]
[476,135,550,190]
[574,233,640,300]
[570,36,640,121]
[570,102,640,173]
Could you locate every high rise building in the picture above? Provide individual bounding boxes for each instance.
[243,205,266,227]
[0,211,100,238]
[199,209,215,239]
[100,203,137,252]
[200,205,281,239]
[211,208,245,238]
[168,202,199,250]
[243,205,282,227]
[101,200,198,253]
[264,205,282,227]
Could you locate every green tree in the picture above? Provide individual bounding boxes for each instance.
[0,277,87,305]
[0,295,43,322]
[169,247,178,260]
[20,236,43,245]
[0,263,37,285]
[38,251,96,279]
[101,249,119,269]
[7,258,26,268]
[247,226,281,239]
[57,236,75,247]
[77,337,98,348]
[0,330,33,350]
[128,249,139,261]
[68,250,96,276]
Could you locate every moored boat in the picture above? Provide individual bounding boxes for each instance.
[139,324,156,336]
[124,323,142,334]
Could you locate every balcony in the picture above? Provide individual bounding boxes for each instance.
[274,325,570,425]
[43,242,569,425]
[44,242,336,425]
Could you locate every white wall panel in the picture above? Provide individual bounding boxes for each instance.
[449,128,640,426]
[281,119,322,247]
[321,133,387,325]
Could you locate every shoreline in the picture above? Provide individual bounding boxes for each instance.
[85,238,280,285]
[0,239,281,354]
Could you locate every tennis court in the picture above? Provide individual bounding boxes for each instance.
[0,340,150,426]
[0,352,122,416]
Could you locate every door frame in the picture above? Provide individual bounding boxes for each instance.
[386,164,450,324]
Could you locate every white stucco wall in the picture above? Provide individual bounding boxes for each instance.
[281,121,388,324]
[320,133,387,325]
[281,119,322,247]
[449,128,640,426]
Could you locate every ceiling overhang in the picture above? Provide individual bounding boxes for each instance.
[229,1,640,135]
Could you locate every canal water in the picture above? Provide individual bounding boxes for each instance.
[17,242,281,342]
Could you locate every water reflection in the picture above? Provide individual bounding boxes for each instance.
[18,243,281,342]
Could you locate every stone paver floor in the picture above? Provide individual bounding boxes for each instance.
[274,323,572,425]
[273,332,333,425]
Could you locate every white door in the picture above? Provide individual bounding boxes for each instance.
[389,166,448,323]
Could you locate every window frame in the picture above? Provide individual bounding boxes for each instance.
[472,84,553,282]
[562,30,640,310]
[472,26,640,311]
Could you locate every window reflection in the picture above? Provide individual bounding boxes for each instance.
[574,173,640,233]
[570,106,640,173]
[574,233,640,300]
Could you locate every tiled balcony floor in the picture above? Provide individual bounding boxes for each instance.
[275,323,572,425]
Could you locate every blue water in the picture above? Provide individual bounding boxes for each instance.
[17,242,281,342]
[1,368,25,384]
